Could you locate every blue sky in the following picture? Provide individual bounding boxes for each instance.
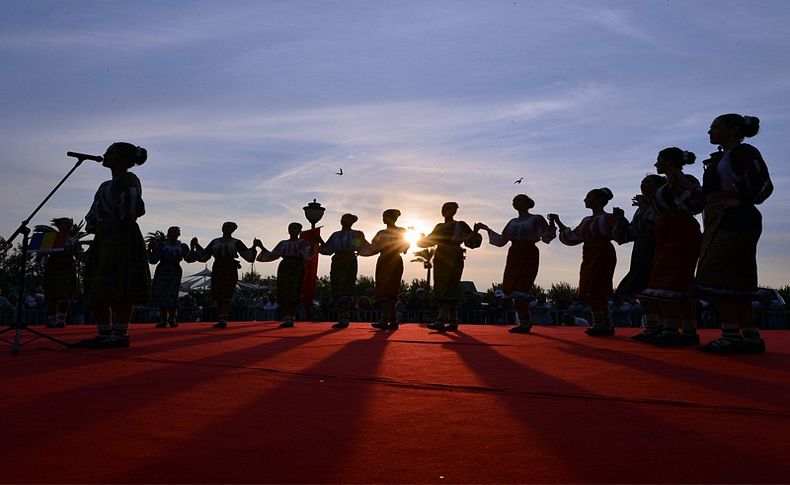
[2,0,789,290]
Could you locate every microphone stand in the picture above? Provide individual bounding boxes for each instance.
[0,156,89,354]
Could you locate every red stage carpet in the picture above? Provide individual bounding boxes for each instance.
[2,323,789,484]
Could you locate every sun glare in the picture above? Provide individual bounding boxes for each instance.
[404,223,429,248]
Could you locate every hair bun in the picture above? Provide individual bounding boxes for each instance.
[599,187,613,201]
[742,115,760,138]
[135,146,148,165]
[681,150,696,165]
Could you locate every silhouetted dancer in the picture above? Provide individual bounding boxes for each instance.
[549,188,625,336]
[476,194,556,334]
[694,114,773,354]
[190,222,257,329]
[637,149,704,346]
[417,202,482,331]
[613,174,663,333]
[73,143,150,349]
[320,214,370,329]
[148,226,196,328]
[37,217,83,328]
[254,223,312,328]
[359,209,410,330]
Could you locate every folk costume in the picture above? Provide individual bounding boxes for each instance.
[419,217,479,330]
[559,212,624,333]
[638,175,704,344]
[84,172,151,308]
[485,215,556,331]
[39,227,83,328]
[193,236,256,327]
[75,142,151,349]
[320,228,370,327]
[361,222,410,329]
[149,238,195,327]
[695,143,773,352]
[257,238,312,327]
[613,205,656,299]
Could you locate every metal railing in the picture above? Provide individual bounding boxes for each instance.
[2,306,788,329]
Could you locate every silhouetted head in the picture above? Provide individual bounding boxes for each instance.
[221,221,238,235]
[340,213,358,229]
[288,222,303,237]
[382,209,401,225]
[584,187,613,209]
[102,142,147,170]
[640,174,665,197]
[441,202,459,219]
[655,147,696,174]
[53,217,73,233]
[709,113,760,146]
[512,194,535,212]
[167,226,181,241]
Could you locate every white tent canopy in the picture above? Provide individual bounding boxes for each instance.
[180,268,269,292]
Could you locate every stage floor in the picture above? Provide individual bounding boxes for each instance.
[2,323,789,483]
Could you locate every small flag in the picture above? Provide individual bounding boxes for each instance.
[27,232,68,253]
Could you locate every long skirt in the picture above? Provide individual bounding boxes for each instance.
[85,221,150,306]
[211,258,238,302]
[694,202,761,299]
[277,257,305,305]
[330,252,357,300]
[615,229,655,297]
[375,250,404,300]
[44,253,78,301]
[577,241,616,304]
[502,242,539,295]
[641,213,701,301]
[151,262,183,308]
[433,244,464,303]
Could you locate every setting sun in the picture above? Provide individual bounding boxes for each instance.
[403,223,430,249]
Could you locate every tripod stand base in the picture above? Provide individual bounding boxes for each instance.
[0,324,71,354]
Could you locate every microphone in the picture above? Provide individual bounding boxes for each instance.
[66,151,103,162]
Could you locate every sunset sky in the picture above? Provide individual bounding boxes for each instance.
[1,0,788,291]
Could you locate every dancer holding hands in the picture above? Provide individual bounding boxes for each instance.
[320,214,370,329]
[255,223,313,328]
[362,209,410,330]
[476,194,555,334]
[549,188,625,336]
[637,148,704,345]
[417,202,482,331]
[149,226,195,328]
[191,222,257,329]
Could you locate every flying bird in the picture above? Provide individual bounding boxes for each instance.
[514,177,523,184]
[336,168,344,176]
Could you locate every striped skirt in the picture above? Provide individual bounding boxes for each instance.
[84,221,150,306]
[694,202,761,299]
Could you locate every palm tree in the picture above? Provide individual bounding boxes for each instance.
[33,218,89,242]
[145,230,166,246]
[410,248,435,289]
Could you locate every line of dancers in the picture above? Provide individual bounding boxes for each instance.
[55,113,772,353]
